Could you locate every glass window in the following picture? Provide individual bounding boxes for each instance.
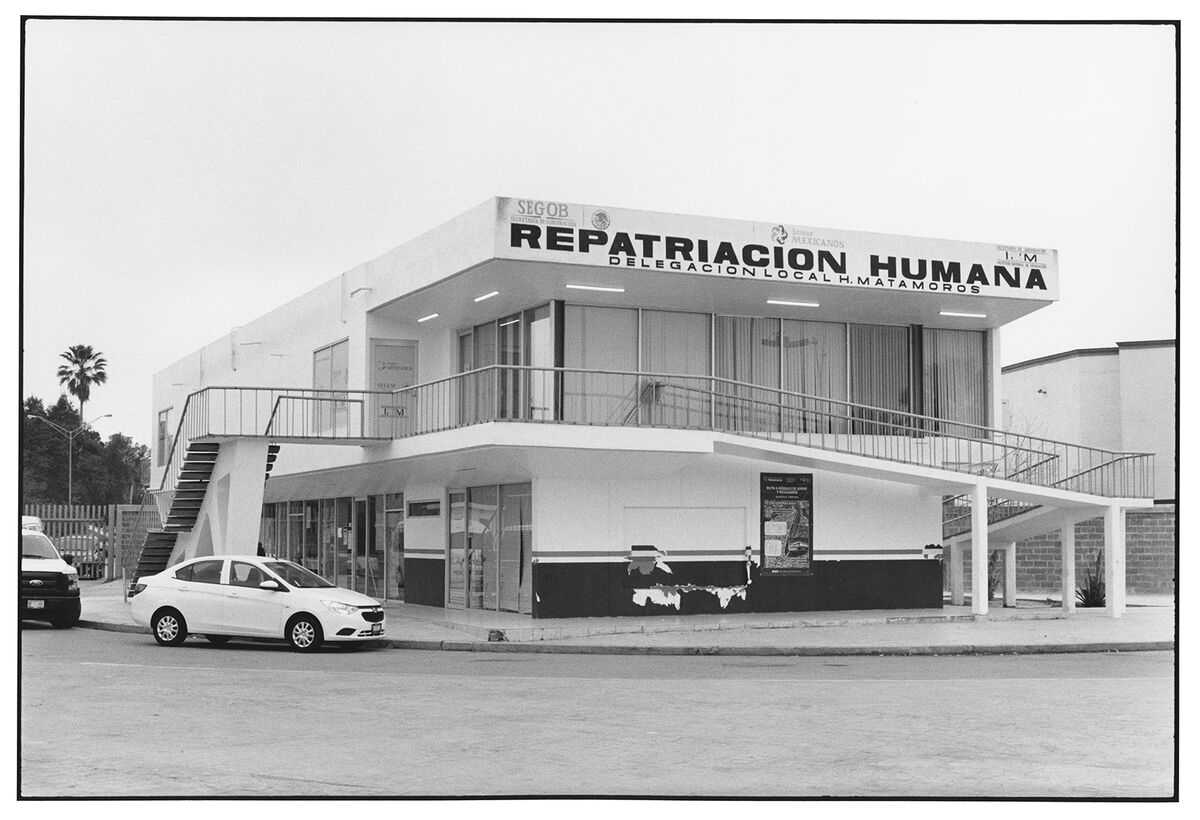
[498,483,533,615]
[228,561,267,588]
[156,409,171,467]
[715,316,780,431]
[849,324,911,434]
[498,313,522,419]
[447,492,467,609]
[922,328,987,434]
[263,560,335,589]
[183,559,223,585]
[523,305,554,421]
[782,320,848,434]
[640,310,711,427]
[385,493,404,599]
[313,340,349,435]
[563,305,638,425]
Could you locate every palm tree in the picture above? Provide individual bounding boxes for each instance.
[56,344,108,424]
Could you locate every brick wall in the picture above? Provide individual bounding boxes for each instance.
[944,504,1175,595]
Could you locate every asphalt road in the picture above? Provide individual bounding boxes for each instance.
[20,625,1176,798]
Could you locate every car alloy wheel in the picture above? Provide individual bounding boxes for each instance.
[287,615,322,652]
[152,609,188,646]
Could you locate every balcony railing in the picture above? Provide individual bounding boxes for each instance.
[156,366,1155,500]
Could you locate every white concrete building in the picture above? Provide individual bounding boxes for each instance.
[144,197,1153,619]
[1002,340,1176,501]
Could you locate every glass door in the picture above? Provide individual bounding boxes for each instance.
[498,483,533,614]
[447,483,532,614]
[333,497,353,588]
[353,497,384,597]
[447,492,467,608]
[467,485,499,610]
[524,305,554,421]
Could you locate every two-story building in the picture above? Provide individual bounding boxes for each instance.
[145,197,1153,619]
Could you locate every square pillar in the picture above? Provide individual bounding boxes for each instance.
[971,483,989,616]
[948,541,965,606]
[1105,504,1127,618]
[1060,524,1076,614]
[1002,541,1017,607]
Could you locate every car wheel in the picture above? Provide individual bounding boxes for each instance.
[286,614,323,652]
[152,608,188,646]
[49,612,79,629]
[204,635,231,646]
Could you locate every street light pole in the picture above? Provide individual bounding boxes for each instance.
[27,413,113,504]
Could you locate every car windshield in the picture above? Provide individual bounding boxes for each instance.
[263,561,335,589]
[21,532,60,560]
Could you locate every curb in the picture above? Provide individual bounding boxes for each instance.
[72,620,1174,657]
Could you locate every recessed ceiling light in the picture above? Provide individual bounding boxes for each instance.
[767,299,820,308]
[474,291,500,302]
[939,311,987,318]
[566,284,625,293]
[417,313,439,323]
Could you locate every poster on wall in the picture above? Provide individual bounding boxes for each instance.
[760,473,813,575]
[371,340,417,431]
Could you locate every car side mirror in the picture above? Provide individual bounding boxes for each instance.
[259,579,283,591]
[63,555,74,566]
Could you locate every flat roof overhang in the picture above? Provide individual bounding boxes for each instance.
[367,259,1053,332]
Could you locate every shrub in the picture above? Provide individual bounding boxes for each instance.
[1076,551,1106,607]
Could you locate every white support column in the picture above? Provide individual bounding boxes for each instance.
[949,541,965,606]
[971,482,989,617]
[1060,524,1076,614]
[1003,541,1017,608]
[172,438,271,563]
[1105,504,1127,618]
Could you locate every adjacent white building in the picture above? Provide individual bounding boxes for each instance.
[145,197,1153,619]
[1002,340,1176,501]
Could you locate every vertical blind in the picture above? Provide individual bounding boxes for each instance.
[849,324,910,434]
[640,310,711,426]
[714,316,780,430]
[922,328,987,433]
[781,320,848,433]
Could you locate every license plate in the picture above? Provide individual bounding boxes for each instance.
[27,600,44,610]
[370,623,382,635]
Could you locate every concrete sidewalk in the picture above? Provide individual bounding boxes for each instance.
[70,578,1176,657]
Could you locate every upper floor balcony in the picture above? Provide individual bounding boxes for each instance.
[156,364,1155,503]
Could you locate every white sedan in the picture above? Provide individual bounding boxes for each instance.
[130,555,385,652]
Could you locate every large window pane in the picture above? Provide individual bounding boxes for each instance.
[782,320,848,434]
[447,492,466,608]
[640,310,711,427]
[498,483,533,614]
[467,485,499,610]
[715,316,780,432]
[922,328,987,435]
[524,305,554,421]
[498,313,522,419]
[563,306,638,424]
[384,493,404,600]
[849,324,911,434]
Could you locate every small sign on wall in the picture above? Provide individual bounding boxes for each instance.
[760,473,813,575]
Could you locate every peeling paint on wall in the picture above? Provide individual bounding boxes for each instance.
[627,545,672,576]
[631,583,749,610]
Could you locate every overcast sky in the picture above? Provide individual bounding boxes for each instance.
[20,19,1178,444]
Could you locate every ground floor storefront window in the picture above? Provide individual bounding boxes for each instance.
[260,493,404,601]
[447,482,532,614]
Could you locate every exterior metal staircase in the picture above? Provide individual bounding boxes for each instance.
[265,443,280,480]
[131,442,220,580]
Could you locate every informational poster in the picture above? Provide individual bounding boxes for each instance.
[760,473,813,575]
